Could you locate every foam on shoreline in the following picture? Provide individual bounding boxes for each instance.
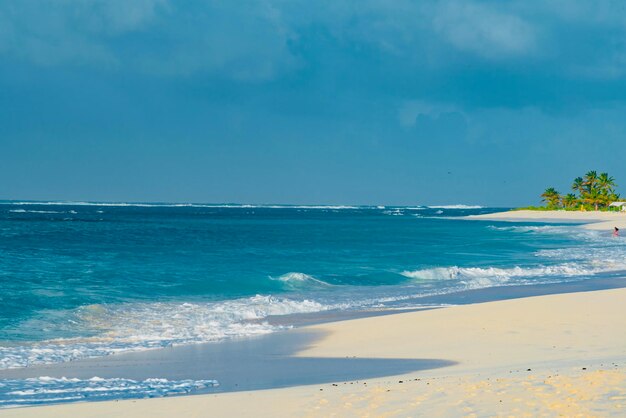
[2,287,625,416]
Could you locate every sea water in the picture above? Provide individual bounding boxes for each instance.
[1,202,625,406]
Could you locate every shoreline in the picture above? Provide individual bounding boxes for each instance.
[2,286,625,416]
[466,209,626,231]
[2,276,625,384]
[2,213,626,415]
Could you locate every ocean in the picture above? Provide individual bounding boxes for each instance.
[1,202,625,407]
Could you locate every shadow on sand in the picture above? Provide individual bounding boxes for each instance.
[0,329,455,393]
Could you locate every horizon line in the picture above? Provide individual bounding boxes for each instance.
[0,199,493,208]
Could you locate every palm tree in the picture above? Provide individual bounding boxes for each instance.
[584,171,599,193]
[598,173,617,208]
[540,171,620,212]
[587,187,603,211]
[562,193,578,209]
[572,177,585,195]
[598,173,616,192]
[581,171,601,210]
[541,187,561,209]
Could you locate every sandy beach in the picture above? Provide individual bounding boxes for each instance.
[5,0,626,415]
[3,286,625,417]
[2,208,626,416]
[467,209,626,231]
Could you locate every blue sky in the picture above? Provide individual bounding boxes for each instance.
[2,1,626,206]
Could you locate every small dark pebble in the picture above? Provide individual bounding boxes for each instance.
[527,369,532,371]
[398,381,403,383]
[582,368,587,370]
[319,389,323,391]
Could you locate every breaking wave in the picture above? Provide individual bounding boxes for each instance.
[3,201,360,210]
[0,296,328,370]
[0,376,218,408]
[427,205,483,209]
[401,261,626,284]
[8,209,63,214]
[269,272,333,289]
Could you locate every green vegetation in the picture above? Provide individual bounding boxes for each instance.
[533,171,621,211]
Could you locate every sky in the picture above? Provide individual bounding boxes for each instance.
[2,0,626,206]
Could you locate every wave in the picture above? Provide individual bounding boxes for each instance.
[487,224,606,242]
[401,261,626,284]
[383,209,404,216]
[8,209,63,214]
[427,205,483,209]
[3,201,490,211]
[488,225,577,233]
[0,376,217,408]
[5,201,180,207]
[0,295,328,370]
[2,201,361,210]
[269,272,332,289]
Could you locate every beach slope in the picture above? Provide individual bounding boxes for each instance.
[467,209,626,231]
[3,288,626,417]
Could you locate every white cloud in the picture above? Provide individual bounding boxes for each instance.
[0,0,298,80]
[3,0,626,83]
[433,0,537,59]
[0,0,166,68]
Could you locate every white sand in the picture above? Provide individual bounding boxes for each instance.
[467,209,626,231]
[3,288,626,417]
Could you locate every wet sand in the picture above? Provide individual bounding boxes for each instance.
[467,209,626,231]
[3,286,626,417]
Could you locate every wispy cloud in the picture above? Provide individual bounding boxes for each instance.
[0,0,298,80]
[433,1,537,59]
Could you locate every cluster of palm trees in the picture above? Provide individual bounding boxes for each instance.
[541,171,620,210]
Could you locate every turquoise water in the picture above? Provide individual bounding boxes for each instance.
[1,201,625,406]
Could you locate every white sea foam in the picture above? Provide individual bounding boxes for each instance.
[427,205,483,209]
[401,261,626,284]
[269,272,332,289]
[0,296,328,370]
[383,209,404,216]
[487,224,611,243]
[3,201,361,210]
[8,209,63,214]
[0,376,217,407]
[488,225,580,234]
[7,201,175,207]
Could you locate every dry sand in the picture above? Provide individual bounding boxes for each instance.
[3,288,626,417]
[467,209,626,231]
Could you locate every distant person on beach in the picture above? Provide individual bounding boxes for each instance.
[613,227,620,237]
